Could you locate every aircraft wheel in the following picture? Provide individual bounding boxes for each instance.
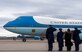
[22,38,26,42]
[40,37,44,40]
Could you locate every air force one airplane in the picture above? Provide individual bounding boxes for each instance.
[3,16,82,42]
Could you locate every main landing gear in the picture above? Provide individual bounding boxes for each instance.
[21,35,27,42]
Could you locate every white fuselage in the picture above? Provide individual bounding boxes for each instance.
[3,16,82,36]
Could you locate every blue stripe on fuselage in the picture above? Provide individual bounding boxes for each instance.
[4,16,47,27]
[3,16,82,28]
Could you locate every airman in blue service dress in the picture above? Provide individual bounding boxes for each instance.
[46,25,56,51]
[57,28,64,51]
[73,28,81,51]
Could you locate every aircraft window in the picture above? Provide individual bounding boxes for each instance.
[16,17,21,20]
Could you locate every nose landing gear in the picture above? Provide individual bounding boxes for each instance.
[22,38,26,42]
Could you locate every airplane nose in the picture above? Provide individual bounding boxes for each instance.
[3,22,10,27]
[3,21,14,31]
[3,22,11,30]
[3,23,7,27]
[3,21,13,27]
[3,23,9,31]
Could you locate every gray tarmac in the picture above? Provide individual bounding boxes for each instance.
[0,39,82,52]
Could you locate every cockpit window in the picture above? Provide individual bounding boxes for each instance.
[16,17,22,20]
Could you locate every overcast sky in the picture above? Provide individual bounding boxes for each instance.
[0,0,82,36]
